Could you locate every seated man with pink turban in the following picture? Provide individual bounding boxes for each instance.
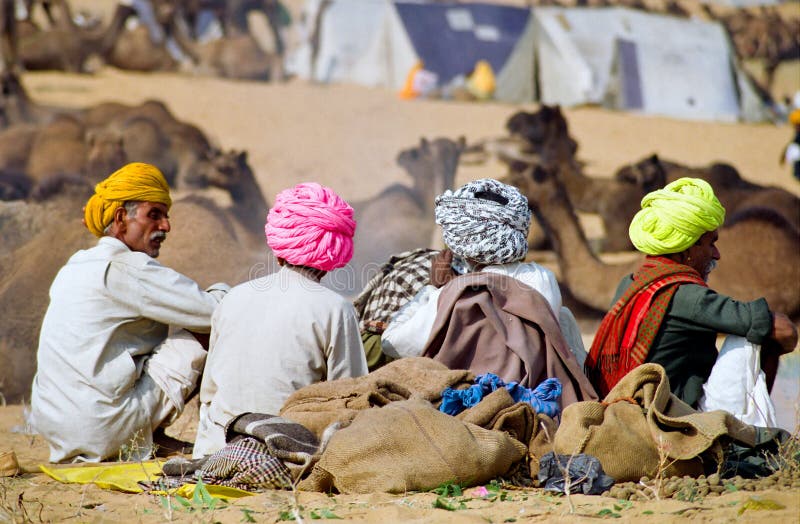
[30,163,229,463]
[194,182,368,457]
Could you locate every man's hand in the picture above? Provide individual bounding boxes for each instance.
[430,249,457,288]
[770,312,798,354]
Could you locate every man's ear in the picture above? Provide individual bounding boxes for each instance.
[112,205,128,234]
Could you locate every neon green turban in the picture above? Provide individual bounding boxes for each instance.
[84,163,172,238]
[629,177,725,255]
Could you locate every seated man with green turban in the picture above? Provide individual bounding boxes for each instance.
[30,162,229,463]
[586,178,797,425]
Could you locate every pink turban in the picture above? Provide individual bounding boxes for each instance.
[265,182,356,272]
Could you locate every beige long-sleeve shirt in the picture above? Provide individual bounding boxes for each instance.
[30,237,224,463]
[194,266,368,457]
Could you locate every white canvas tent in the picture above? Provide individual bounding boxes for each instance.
[286,0,536,103]
[286,2,770,122]
[532,7,769,122]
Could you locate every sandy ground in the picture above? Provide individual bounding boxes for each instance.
[2,404,799,523]
[2,1,800,521]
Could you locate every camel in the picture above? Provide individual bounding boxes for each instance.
[616,154,800,235]
[504,162,800,318]
[18,1,135,72]
[508,106,800,250]
[343,136,465,295]
[507,107,659,252]
[103,25,180,73]
[0,170,29,199]
[24,113,87,185]
[186,149,269,239]
[0,122,38,174]
[0,70,73,127]
[81,98,215,188]
[169,15,276,81]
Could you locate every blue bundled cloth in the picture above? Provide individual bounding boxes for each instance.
[439,373,562,418]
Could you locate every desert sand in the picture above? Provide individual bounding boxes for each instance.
[2,1,800,521]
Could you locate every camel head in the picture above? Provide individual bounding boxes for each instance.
[0,172,31,201]
[505,105,577,158]
[504,160,564,215]
[397,136,465,210]
[187,149,253,193]
[85,129,127,184]
[614,154,667,193]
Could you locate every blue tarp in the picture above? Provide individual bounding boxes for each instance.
[394,2,530,83]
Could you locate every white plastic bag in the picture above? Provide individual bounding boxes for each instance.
[698,336,777,427]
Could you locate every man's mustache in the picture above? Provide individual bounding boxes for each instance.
[150,231,167,242]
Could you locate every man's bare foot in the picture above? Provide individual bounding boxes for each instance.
[153,427,193,457]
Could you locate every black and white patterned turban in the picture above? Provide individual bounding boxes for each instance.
[434,178,531,265]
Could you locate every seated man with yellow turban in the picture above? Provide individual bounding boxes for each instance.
[193,182,368,458]
[30,163,229,463]
[586,178,797,423]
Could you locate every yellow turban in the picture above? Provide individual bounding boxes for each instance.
[84,162,172,238]
[629,177,725,255]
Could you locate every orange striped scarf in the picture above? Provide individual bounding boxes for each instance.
[585,256,707,396]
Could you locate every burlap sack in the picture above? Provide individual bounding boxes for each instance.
[528,413,558,479]
[458,388,535,447]
[280,358,473,438]
[298,398,528,494]
[553,364,758,482]
[0,451,20,477]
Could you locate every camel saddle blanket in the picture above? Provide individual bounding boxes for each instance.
[353,248,436,332]
[422,271,597,406]
[553,363,763,482]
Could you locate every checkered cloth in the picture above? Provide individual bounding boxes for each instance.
[353,249,437,333]
[199,437,293,490]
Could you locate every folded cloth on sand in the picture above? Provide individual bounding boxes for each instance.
[298,398,527,494]
[40,462,251,500]
[553,363,769,482]
[280,357,473,438]
[423,272,597,404]
[225,413,320,480]
[198,438,292,491]
[440,374,562,418]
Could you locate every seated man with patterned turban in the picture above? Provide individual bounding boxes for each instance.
[193,182,368,458]
[30,163,229,463]
[381,179,596,404]
[586,178,797,422]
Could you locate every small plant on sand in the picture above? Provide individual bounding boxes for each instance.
[0,480,43,524]
[635,436,679,501]
[764,421,800,477]
[158,477,228,518]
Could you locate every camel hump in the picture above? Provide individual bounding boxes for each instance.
[30,173,92,202]
[725,206,800,237]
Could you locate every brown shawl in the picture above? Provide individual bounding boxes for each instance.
[422,272,598,406]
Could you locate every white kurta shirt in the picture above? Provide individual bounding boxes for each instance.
[30,237,222,463]
[194,266,368,457]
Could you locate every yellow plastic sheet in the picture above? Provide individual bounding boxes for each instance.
[39,462,254,500]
